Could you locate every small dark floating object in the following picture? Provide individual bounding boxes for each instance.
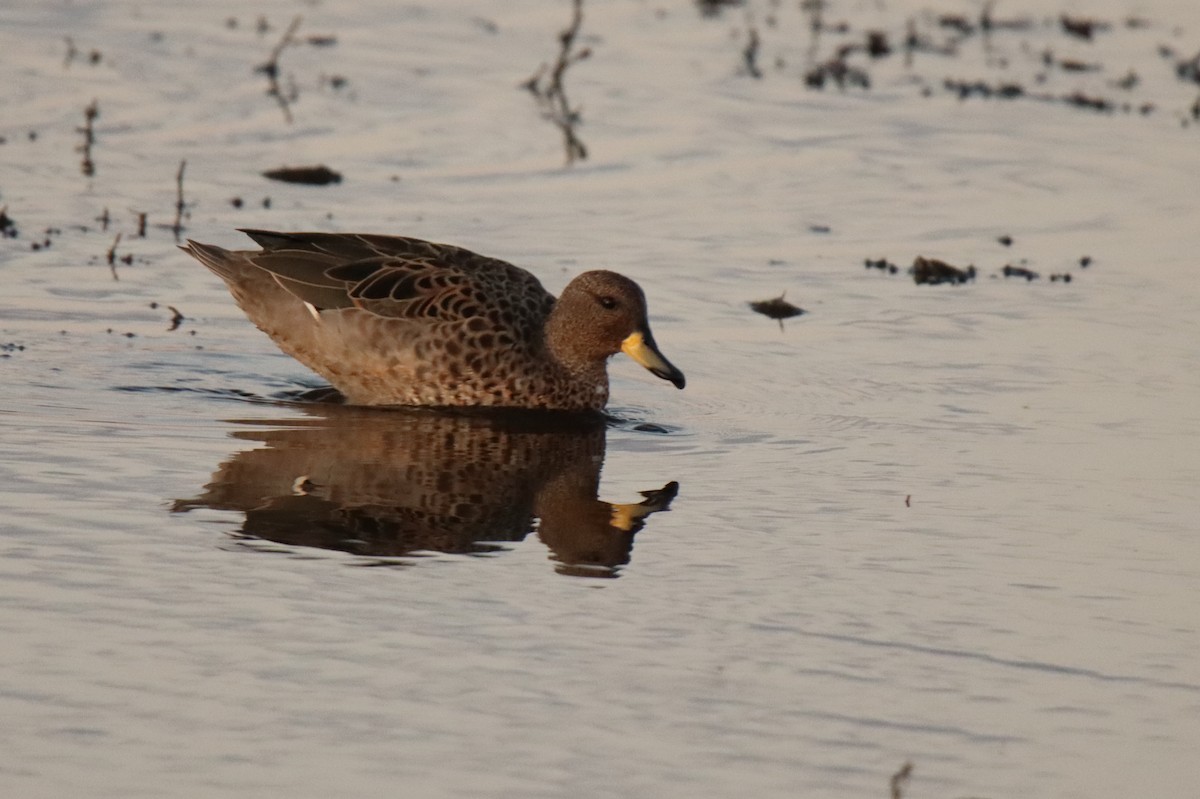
[1002,264,1039,281]
[1079,255,1092,267]
[864,257,899,274]
[1177,52,1200,85]
[1049,273,1073,283]
[1113,70,1140,90]
[865,31,890,58]
[938,14,973,34]
[944,78,1024,100]
[1061,15,1108,41]
[809,224,832,234]
[695,0,743,17]
[1062,92,1113,112]
[262,165,343,185]
[998,234,1013,247]
[0,206,17,238]
[805,56,870,90]
[911,256,975,285]
[749,292,805,330]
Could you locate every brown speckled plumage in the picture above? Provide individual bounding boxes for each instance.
[181,230,685,411]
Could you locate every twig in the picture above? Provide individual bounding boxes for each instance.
[172,159,187,242]
[743,27,762,78]
[106,232,122,280]
[890,761,913,799]
[255,15,302,123]
[77,100,99,177]
[521,0,589,165]
[801,0,824,64]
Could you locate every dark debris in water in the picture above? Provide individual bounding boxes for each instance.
[520,0,590,166]
[0,206,17,238]
[695,0,743,18]
[944,79,1024,101]
[150,302,186,331]
[806,51,870,90]
[702,3,1200,123]
[254,15,303,124]
[1002,264,1039,281]
[866,239,1089,287]
[77,100,99,177]
[749,292,805,330]
[890,761,914,799]
[262,165,343,185]
[911,256,975,285]
[1060,15,1110,41]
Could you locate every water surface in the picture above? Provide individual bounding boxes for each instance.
[2,1,1199,797]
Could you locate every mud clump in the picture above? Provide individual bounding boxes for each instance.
[911,256,976,285]
[0,206,17,238]
[1002,264,1039,281]
[261,165,343,185]
[749,292,805,330]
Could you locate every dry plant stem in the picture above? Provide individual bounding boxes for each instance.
[889,761,913,799]
[257,15,302,123]
[802,0,824,64]
[172,159,187,242]
[743,27,762,78]
[77,100,98,177]
[524,0,588,165]
[107,232,122,281]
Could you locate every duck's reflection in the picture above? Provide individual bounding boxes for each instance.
[172,405,678,578]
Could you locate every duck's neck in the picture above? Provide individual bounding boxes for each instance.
[544,310,610,403]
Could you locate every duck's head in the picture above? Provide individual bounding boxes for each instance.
[550,270,686,390]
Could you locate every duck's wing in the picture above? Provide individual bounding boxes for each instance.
[237,230,556,329]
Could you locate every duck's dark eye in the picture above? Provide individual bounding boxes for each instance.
[598,295,618,310]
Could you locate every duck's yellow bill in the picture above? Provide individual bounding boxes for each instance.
[620,331,686,389]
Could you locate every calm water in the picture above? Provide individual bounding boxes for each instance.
[3,1,1199,796]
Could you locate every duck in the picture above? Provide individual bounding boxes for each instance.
[181,229,685,411]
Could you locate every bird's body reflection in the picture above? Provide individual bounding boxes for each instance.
[173,405,677,577]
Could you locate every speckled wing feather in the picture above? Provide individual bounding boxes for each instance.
[239,230,556,346]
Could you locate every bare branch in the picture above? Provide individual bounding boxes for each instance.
[255,15,302,123]
[522,0,589,165]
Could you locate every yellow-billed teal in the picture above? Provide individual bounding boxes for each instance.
[182,230,685,410]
